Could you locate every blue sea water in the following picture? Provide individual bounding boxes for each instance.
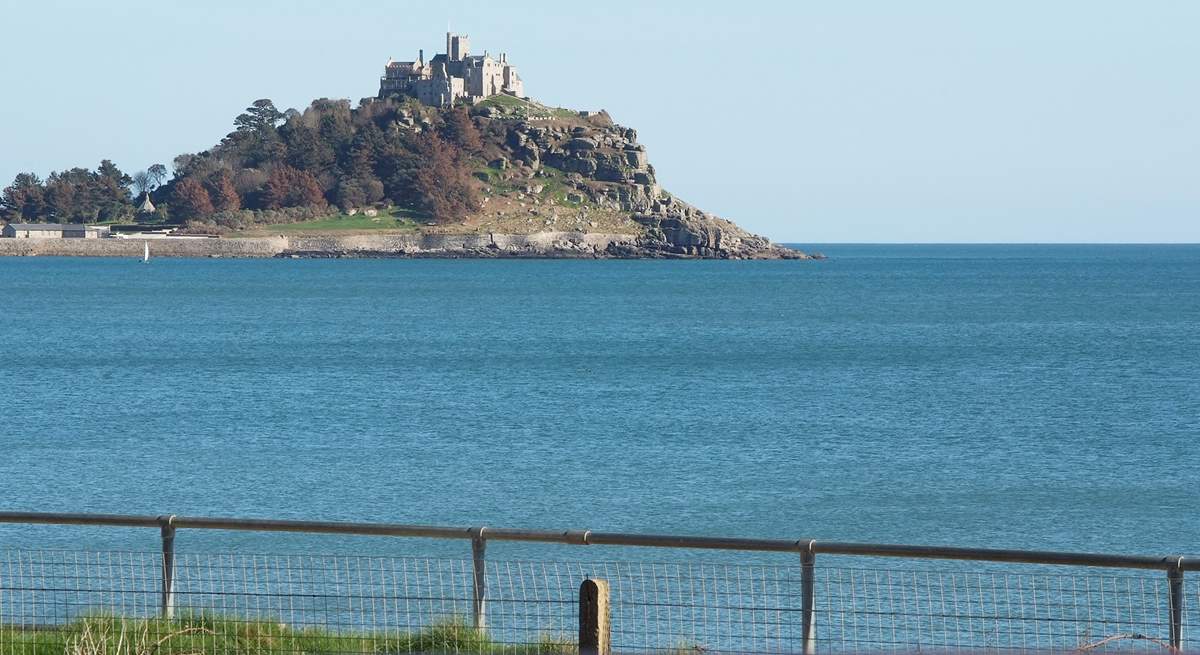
[0,245,1197,560]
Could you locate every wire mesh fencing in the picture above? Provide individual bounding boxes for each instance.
[815,566,1188,653]
[0,548,1194,654]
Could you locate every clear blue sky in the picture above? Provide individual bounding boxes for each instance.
[1,0,1197,243]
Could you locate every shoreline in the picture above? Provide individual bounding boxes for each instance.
[0,232,814,260]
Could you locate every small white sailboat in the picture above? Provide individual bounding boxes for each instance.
[142,242,150,264]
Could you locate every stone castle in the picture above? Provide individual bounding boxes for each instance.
[379,33,524,107]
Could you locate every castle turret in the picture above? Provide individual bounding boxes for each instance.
[447,33,470,62]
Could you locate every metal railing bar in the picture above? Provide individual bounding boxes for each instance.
[0,512,163,528]
[812,542,1181,571]
[172,516,477,540]
[0,511,1194,571]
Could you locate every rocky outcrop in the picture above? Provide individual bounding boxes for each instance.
[284,231,806,259]
[480,110,810,259]
[284,233,639,258]
[629,209,807,260]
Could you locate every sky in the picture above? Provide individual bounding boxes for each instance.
[0,0,1197,243]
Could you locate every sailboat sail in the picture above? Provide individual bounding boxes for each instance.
[143,242,150,263]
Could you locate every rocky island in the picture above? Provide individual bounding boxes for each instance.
[0,33,812,260]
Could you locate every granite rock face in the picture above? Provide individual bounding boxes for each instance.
[481,109,811,260]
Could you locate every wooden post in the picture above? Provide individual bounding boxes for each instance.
[801,547,816,655]
[1167,561,1184,651]
[579,578,610,655]
[158,516,176,619]
[471,529,487,633]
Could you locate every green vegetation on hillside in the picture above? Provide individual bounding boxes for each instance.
[475,95,579,120]
[2,97,495,231]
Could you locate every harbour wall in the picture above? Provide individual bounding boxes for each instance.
[0,233,640,259]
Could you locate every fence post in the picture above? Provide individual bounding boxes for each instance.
[471,527,487,633]
[579,578,610,655]
[801,541,816,655]
[1168,558,1184,651]
[158,515,176,619]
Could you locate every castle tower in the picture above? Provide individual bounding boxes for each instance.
[447,32,470,61]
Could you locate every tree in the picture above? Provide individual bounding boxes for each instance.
[335,178,367,212]
[227,99,287,166]
[93,160,134,221]
[43,172,81,222]
[282,124,336,174]
[334,175,384,212]
[345,122,386,178]
[8,94,501,230]
[132,171,153,197]
[207,170,240,212]
[263,165,325,209]
[173,177,214,219]
[6,163,135,223]
[96,160,131,189]
[1,173,46,220]
[377,132,426,207]
[147,164,168,189]
[413,133,479,224]
[133,164,169,195]
[440,107,482,154]
[234,99,284,133]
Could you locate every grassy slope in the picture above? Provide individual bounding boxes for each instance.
[2,615,572,655]
[475,95,578,120]
[233,207,425,236]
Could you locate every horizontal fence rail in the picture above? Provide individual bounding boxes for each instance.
[0,511,1194,654]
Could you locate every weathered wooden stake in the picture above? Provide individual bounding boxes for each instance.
[158,516,176,619]
[1167,560,1184,651]
[471,529,487,632]
[579,578,611,655]
[801,547,816,655]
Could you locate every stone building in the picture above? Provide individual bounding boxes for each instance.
[2,223,110,238]
[138,193,156,215]
[379,32,524,107]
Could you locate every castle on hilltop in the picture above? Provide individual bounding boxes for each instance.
[379,33,524,107]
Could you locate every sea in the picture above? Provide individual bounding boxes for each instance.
[0,244,1197,562]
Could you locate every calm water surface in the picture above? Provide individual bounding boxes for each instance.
[1,245,1197,559]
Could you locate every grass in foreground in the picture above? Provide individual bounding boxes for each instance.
[0,615,574,655]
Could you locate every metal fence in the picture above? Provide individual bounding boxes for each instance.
[0,512,1195,654]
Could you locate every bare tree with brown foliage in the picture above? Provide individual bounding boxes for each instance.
[208,171,241,212]
[172,178,214,219]
[263,165,326,209]
[440,107,482,154]
[414,133,479,224]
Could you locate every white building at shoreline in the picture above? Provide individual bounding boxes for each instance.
[2,223,110,239]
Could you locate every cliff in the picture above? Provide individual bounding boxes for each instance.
[464,99,807,259]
